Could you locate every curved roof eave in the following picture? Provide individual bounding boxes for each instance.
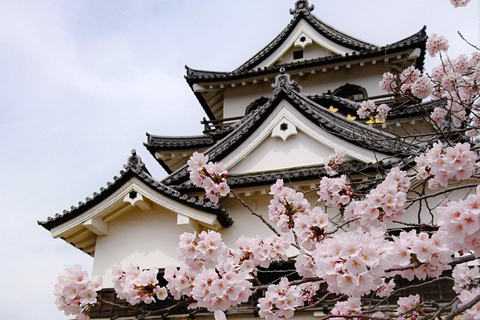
[163,73,420,186]
[174,159,403,192]
[233,7,380,73]
[308,94,444,119]
[38,150,232,231]
[144,133,216,174]
[184,33,427,84]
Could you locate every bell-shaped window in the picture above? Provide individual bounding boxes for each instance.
[333,83,367,101]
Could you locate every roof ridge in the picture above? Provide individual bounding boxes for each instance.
[124,149,151,176]
[39,150,232,231]
[163,72,421,186]
[289,0,314,16]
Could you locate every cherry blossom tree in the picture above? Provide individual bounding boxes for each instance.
[54,1,480,319]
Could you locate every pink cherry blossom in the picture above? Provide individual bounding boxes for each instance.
[344,167,410,230]
[357,100,376,119]
[389,230,452,281]
[54,265,103,319]
[257,278,305,320]
[268,179,310,232]
[415,141,477,188]
[187,152,229,203]
[312,228,393,297]
[396,294,422,317]
[426,33,449,57]
[450,0,471,7]
[324,149,345,176]
[331,297,362,320]
[437,186,480,254]
[376,104,391,121]
[411,76,434,99]
[379,71,396,92]
[111,264,166,305]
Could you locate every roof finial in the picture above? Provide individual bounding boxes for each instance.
[272,72,302,95]
[124,149,150,175]
[290,0,314,15]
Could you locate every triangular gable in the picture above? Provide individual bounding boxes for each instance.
[253,19,357,70]
[39,151,232,256]
[234,0,379,72]
[162,73,412,186]
[224,101,386,175]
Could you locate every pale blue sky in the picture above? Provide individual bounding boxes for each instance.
[0,1,477,319]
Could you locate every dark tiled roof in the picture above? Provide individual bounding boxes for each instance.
[308,94,444,119]
[162,73,420,186]
[145,133,215,150]
[38,150,232,231]
[185,38,425,83]
[387,98,446,118]
[144,134,216,174]
[184,5,427,82]
[234,0,378,73]
[174,160,399,191]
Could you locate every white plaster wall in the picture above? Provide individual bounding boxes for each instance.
[222,63,391,119]
[92,206,192,287]
[229,130,336,174]
[255,20,355,69]
[223,82,274,119]
[279,43,333,65]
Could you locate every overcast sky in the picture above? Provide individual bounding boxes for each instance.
[0,1,478,319]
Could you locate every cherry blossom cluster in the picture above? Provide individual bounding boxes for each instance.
[357,100,391,122]
[312,228,393,297]
[450,0,471,7]
[164,265,195,300]
[453,263,480,293]
[344,167,410,229]
[294,250,316,278]
[297,281,321,306]
[389,230,453,281]
[257,277,304,320]
[380,66,434,100]
[268,179,310,232]
[190,267,252,311]
[293,207,332,251]
[177,230,228,270]
[167,231,253,312]
[54,265,103,320]
[396,294,424,319]
[381,32,480,132]
[437,185,480,254]
[268,179,333,250]
[426,33,449,57]
[317,175,353,209]
[324,148,345,176]
[330,297,362,320]
[429,52,480,127]
[453,263,480,319]
[187,152,230,203]
[415,141,477,189]
[111,263,167,305]
[237,235,289,268]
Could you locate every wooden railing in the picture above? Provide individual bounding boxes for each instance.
[201,116,244,134]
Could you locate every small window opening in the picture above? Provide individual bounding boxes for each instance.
[129,191,138,199]
[293,50,304,60]
[332,83,368,101]
[300,36,306,42]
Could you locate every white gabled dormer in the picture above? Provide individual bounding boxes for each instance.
[185,0,426,122]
